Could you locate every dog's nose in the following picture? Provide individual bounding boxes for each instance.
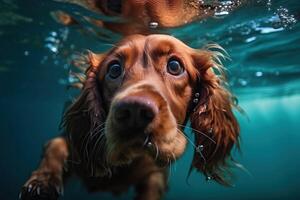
[113,96,158,132]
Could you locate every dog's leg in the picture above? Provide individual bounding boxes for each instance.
[20,137,69,200]
[135,171,167,200]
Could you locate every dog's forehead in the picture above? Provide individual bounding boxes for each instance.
[115,34,191,54]
[146,34,188,47]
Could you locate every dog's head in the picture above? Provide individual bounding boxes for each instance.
[64,34,239,185]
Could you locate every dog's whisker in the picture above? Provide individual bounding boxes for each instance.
[90,125,105,136]
[154,142,159,161]
[94,137,107,165]
[167,157,172,183]
[95,141,105,160]
[79,131,91,162]
[169,152,176,175]
[83,122,106,165]
[91,130,106,159]
[177,128,196,148]
[143,135,150,147]
[80,126,104,175]
[79,121,104,157]
[177,124,216,144]
[171,152,177,173]
[90,122,106,136]
[91,135,106,176]
[177,128,207,164]
[94,142,109,174]
[103,43,117,48]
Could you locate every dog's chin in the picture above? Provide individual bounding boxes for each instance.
[151,128,188,166]
[105,140,145,166]
[106,149,138,166]
[105,128,187,167]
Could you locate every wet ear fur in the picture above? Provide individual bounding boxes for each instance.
[190,46,240,186]
[63,52,108,175]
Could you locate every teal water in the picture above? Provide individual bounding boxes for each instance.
[0,0,300,199]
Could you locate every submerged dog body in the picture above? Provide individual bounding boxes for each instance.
[21,34,239,200]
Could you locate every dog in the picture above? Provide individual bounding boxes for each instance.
[52,0,242,35]
[20,34,239,200]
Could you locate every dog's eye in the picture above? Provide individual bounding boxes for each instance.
[108,62,123,79]
[167,59,184,76]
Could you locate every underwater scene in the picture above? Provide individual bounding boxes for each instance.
[0,0,300,199]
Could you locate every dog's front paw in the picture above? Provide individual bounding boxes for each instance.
[19,171,62,200]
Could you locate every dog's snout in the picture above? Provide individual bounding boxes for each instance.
[113,96,158,132]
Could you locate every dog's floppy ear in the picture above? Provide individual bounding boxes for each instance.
[63,52,108,175]
[189,47,240,185]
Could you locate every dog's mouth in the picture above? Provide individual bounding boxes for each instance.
[104,118,187,167]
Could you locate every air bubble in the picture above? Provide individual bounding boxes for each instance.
[214,11,229,17]
[274,6,297,29]
[266,0,272,11]
[193,98,199,104]
[149,22,158,29]
[147,141,153,148]
[245,36,256,43]
[196,145,204,154]
[255,71,263,77]
[238,78,248,86]
[50,31,57,37]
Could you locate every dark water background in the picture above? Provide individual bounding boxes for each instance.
[0,0,300,199]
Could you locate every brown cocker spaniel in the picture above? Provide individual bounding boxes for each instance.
[20,34,240,200]
[52,0,242,35]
